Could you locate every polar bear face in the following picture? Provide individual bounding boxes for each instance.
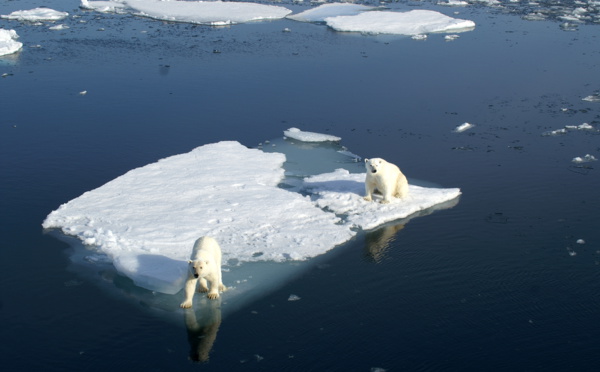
[365,158,386,174]
[188,259,212,278]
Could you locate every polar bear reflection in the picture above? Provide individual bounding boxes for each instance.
[364,223,405,263]
[184,298,222,362]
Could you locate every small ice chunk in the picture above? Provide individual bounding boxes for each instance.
[0,29,23,56]
[288,294,301,301]
[1,8,69,21]
[445,34,460,41]
[80,0,129,13]
[542,128,567,136]
[576,239,585,244]
[49,24,69,31]
[284,127,341,142]
[453,122,474,133]
[412,34,428,40]
[572,154,597,163]
[582,94,600,102]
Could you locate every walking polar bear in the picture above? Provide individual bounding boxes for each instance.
[180,236,227,309]
[363,158,409,204]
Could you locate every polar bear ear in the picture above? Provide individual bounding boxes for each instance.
[188,260,193,264]
[364,158,369,163]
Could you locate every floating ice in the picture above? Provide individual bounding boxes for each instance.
[543,122,595,136]
[49,24,69,31]
[125,0,292,25]
[445,34,460,41]
[438,0,470,6]
[454,122,474,132]
[1,8,69,22]
[572,154,597,163]
[44,131,460,295]
[287,3,377,23]
[284,127,341,142]
[0,29,22,56]
[576,239,586,244]
[582,94,600,102]
[324,9,476,35]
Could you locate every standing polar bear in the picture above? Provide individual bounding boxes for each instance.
[180,236,227,309]
[363,158,409,204]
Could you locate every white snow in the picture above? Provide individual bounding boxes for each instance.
[43,132,461,295]
[0,29,22,56]
[284,127,341,142]
[287,3,377,23]
[324,9,476,35]
[1,8,69,22]
[126,0,292,25]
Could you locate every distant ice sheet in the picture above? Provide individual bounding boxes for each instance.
[44,131,461,295]
[325,9,476,35]
[1,8,69,21]
[284,127,341,142]
[0,29,22,56]
[287,3,377,23]
[126,0,292,25]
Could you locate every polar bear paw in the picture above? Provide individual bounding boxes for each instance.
[180,300,193,309]
[219,284,227,292]
[197,285,209,293]
[363,195,372,202]
[207,292,219,300]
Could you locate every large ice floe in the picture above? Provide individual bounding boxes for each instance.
[0,29,22,56]
[324,9,476,35]
[0,7,69,22]
[43,129,461,298]
[289,4,475,35]
[81,0,292,25]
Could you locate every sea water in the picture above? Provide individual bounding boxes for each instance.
[2,0,600,370]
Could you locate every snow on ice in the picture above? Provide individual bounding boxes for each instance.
[0,29,22,56]
[43,131,461,295]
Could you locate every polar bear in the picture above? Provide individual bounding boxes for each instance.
[180,236,227,309]
[363,157,409,204]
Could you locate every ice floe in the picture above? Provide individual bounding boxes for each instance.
[0,29,22,56]
[543,122,596,136]
[324,9,476,35]
[1,8,69,22]
[126,0,292,25]
[43,130,461,295]
[80,0,129,14]
[284,127,341,142]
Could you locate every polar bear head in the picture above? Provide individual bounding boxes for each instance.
[188,259,211,278]
[365,158,386,174]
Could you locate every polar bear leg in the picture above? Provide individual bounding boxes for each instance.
[180,277,198,308]
[197,277,209,293]
[363,182,374,201]
[380,185,393,204]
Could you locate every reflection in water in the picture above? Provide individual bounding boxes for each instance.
[184,298,222,362]
[364,223,405,263]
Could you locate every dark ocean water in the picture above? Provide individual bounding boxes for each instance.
[2,1,600,370]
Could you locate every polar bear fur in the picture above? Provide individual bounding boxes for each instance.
[180,236,226,309]
[363,157,409,204]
